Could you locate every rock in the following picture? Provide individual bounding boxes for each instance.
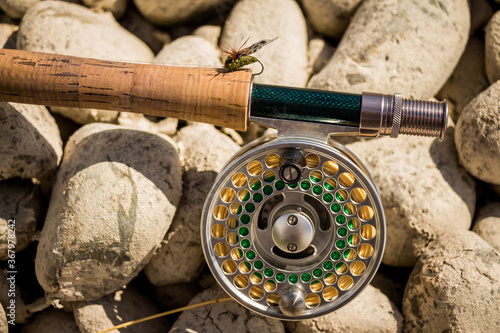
[0,14,17,49]
[120,8,170,54]
[0,0,81,19]
[35,123,182,302]
[144,124,240,285]
[307,37,335,75]
[167,26,194,41]
[219,127,244,145]
[116,113,178,136]
[74,287,170,333]
[370,267,408,310]
[455,80,500,185]
[473,202,500,252]
[19,309,79,333]
[134,0,227,26]
[220,0,308,86]
[152,282,202,310]
[193,24,221,48]
[154,35,221,67]
[0,304,6,333]
[170,286,285,333]
[486,11,500,84]
[240,123,269,144]
[49,111,81,147]
[198,271,217,289]
[0,0,40,19]
[284,285,402,333]
[17,1,154,124]
[403,230,500,332]
[18,2,153,60]
[437,37,489,122]
[82,0,127,18]
[301,0,362,39]
[0,179,41,260]
[0,102,63,181]
[347,127,476,267]
[308,0,470,99]
[470,0,494,33]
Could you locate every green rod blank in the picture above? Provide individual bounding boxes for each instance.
[250,84,362,126]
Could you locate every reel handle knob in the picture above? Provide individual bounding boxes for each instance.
[279,287,307,317]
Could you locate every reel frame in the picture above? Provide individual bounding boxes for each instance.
[201,116,386,320]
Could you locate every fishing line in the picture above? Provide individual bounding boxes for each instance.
[96,297,234,333]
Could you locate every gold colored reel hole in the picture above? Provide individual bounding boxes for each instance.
[201,137,385,320]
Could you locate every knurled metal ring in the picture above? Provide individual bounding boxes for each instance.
[391,93,402,138]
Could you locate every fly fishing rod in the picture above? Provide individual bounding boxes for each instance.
[0,48,447,319]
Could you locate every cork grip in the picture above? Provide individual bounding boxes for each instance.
[0,49,253,131]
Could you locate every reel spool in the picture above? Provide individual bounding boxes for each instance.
[201,133,385,319]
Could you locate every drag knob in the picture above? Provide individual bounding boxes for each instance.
[279,162,301,184]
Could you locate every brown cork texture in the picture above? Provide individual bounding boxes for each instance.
[0,49,252,131]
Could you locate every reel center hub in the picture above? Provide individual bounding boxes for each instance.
[272,211,314,254]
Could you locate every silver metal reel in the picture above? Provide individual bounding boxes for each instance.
[201,124,386,319]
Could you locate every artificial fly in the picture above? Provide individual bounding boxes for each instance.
[221,34,278,75]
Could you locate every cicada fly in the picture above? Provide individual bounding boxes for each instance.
[221,34,278,75]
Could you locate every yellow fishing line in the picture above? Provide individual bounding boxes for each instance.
[96,297,234,333]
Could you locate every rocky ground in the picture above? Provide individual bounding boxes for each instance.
[0,0,499,332]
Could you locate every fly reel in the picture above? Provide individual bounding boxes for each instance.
[201,133,384,319]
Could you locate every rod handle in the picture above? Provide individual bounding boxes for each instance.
[0,49,252,131]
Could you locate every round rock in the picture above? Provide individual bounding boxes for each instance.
[455,80,500,185]
[171,286,285,333]
[220,0,308,86]
[346,128,476,267]
[144,124,240,285]
[74,287,170,333]
[120,8,170,54]
[437,37,488,122]
[0,102,62,181]
[116,112,178,137]
[0,179,41,260]
[0,304,6,333]
[308,0,470,99]
[308,37,335,76]
[35,123,182,302]
[284,285,402,333]
[82,0,127,18]
[0,14,18,49]
[301,0,362,39]
[403,230,500,332]
[473,202,500,252]
[134,0,227,26]
[154,35,221,67]
[486,11,500,84]
[19,309,79,333]
[0,0,40,19]
[193,25,221,48]
[17,1,154,124]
